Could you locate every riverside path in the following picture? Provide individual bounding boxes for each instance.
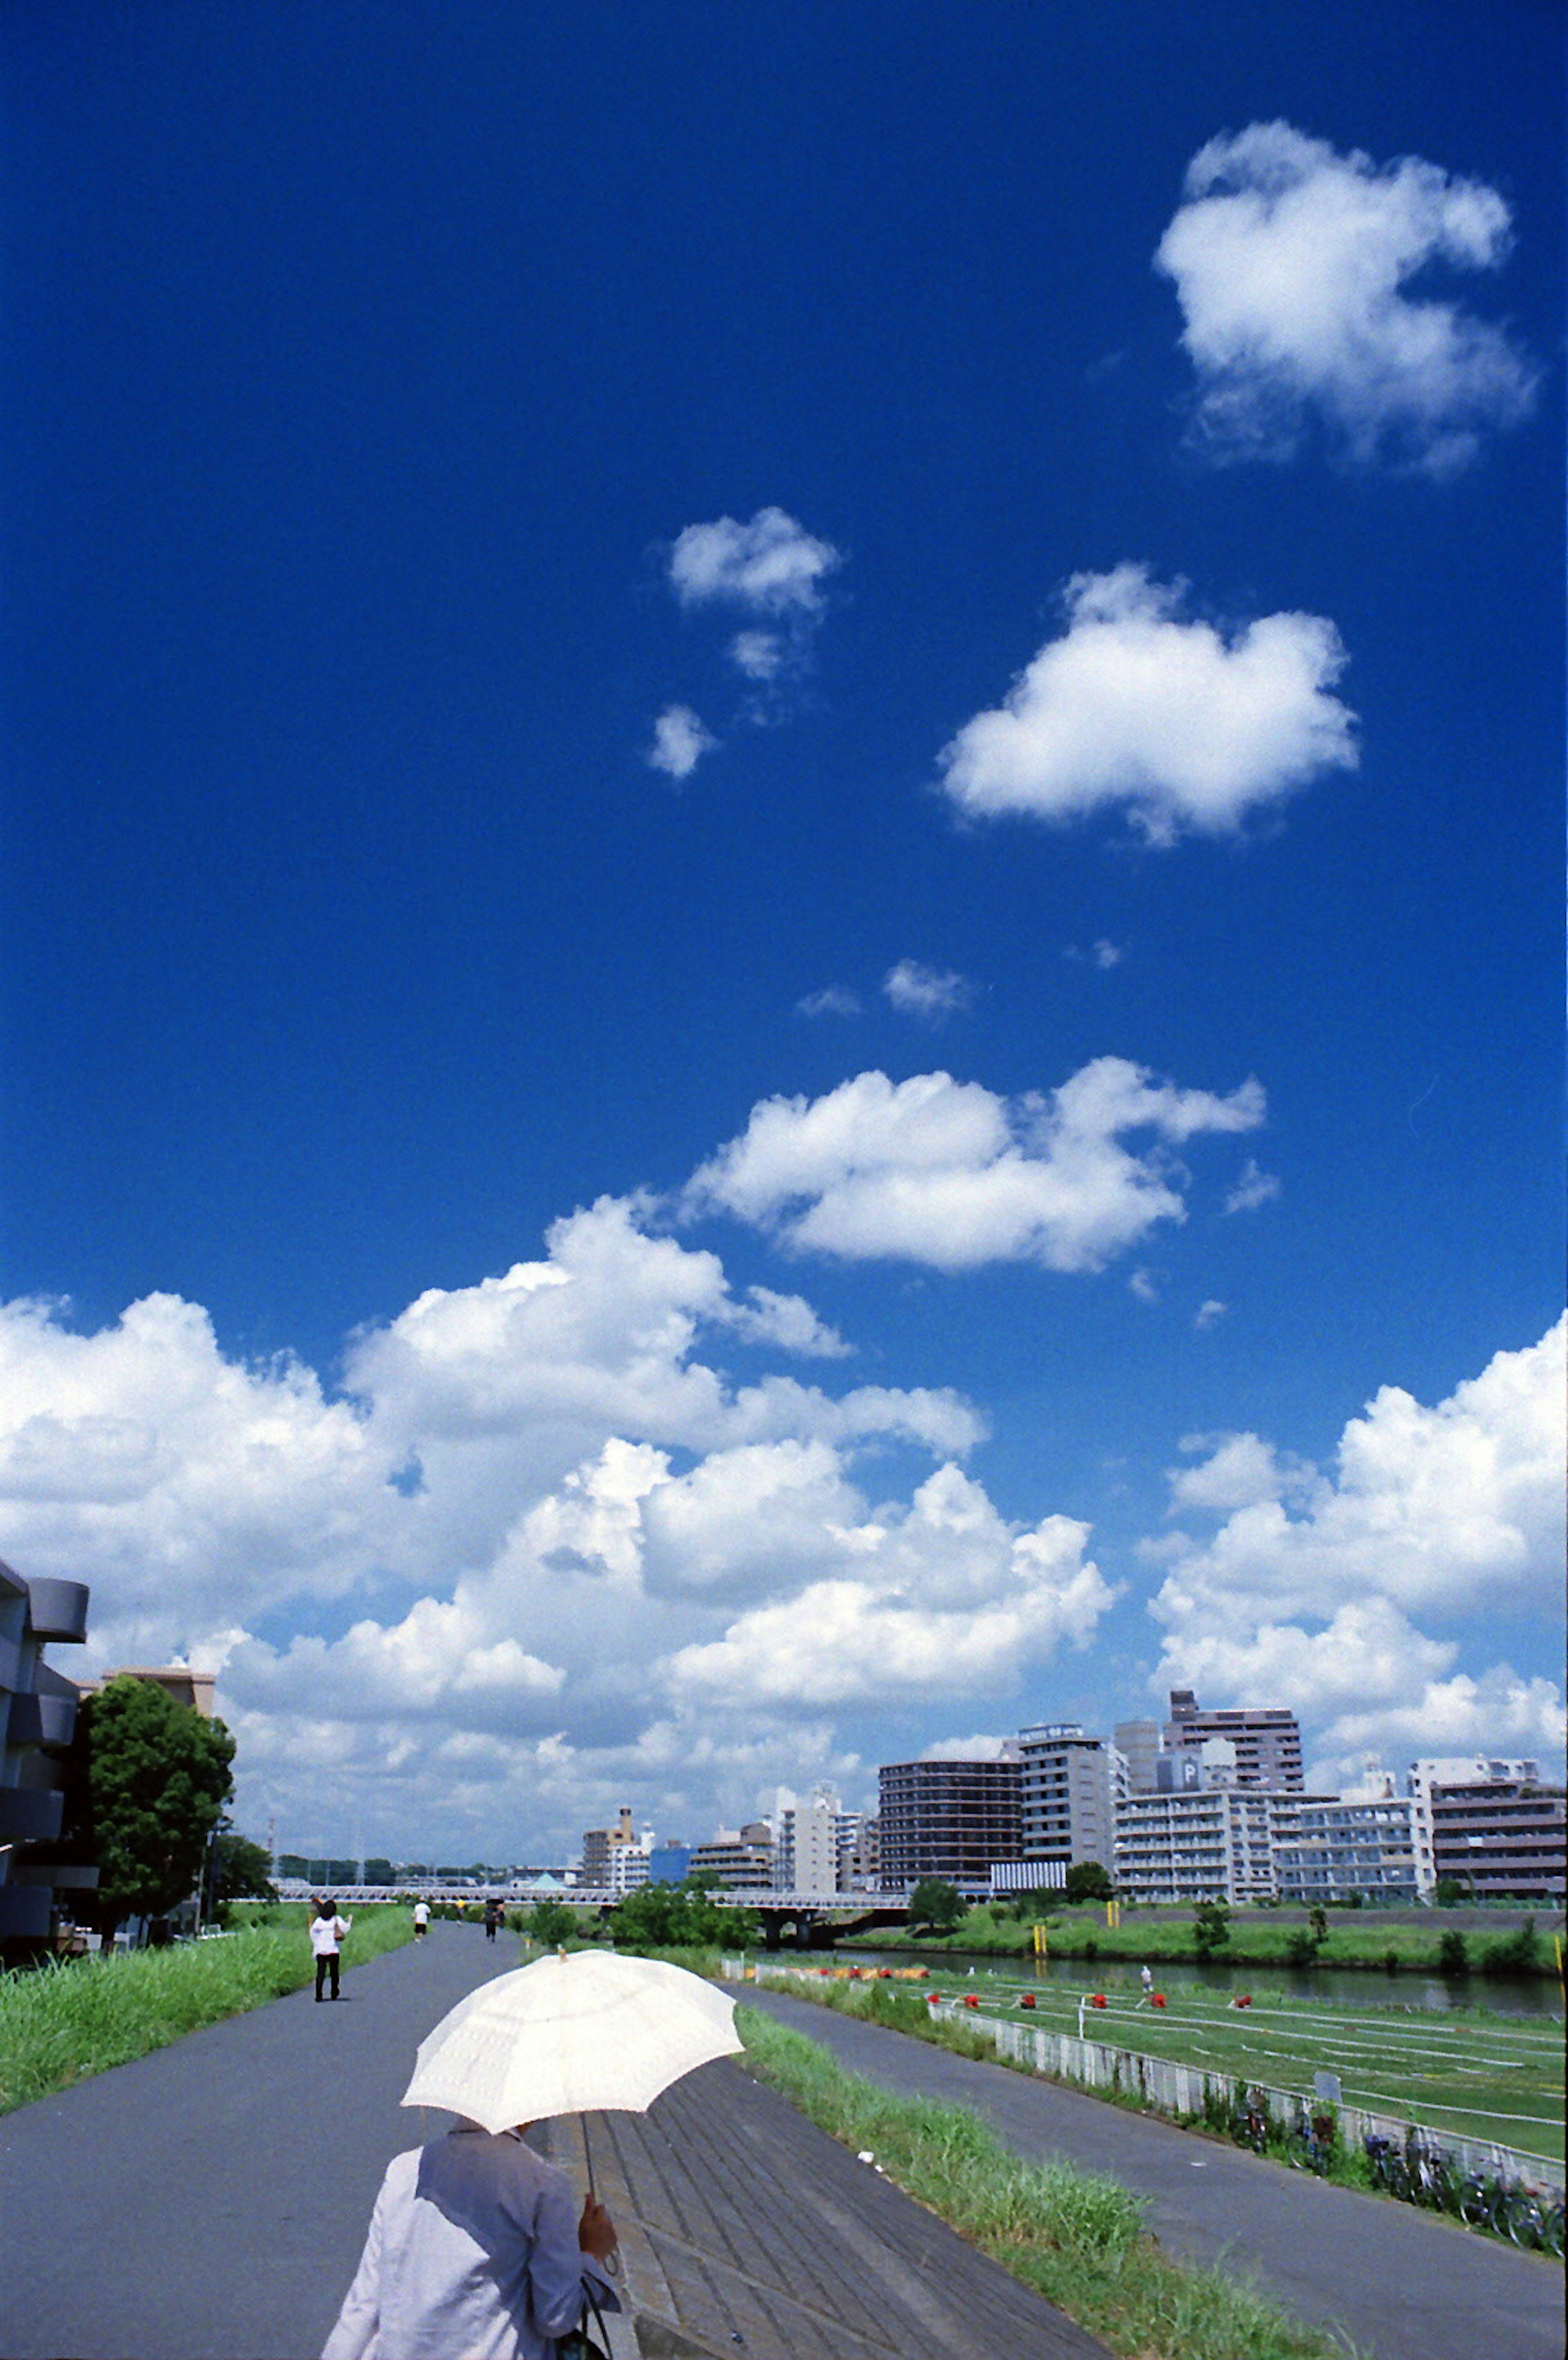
[733,1982,1564,2360]
[0,1925,1106,2360]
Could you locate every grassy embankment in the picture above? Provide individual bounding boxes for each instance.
[757,1965,1567,2175]
[849,1899,1561,1977]
[0,1903,414,2115]
[738,2005,1363,2360]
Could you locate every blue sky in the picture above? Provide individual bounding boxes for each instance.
[2,1,1560,1859]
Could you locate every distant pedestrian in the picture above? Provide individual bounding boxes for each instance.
[311,1898,353,2002]
[484,1899,503,1944]
[413,1899,430,1939]
[1140,1964,1153,1996]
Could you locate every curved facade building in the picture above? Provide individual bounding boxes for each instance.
[0,1558,95,1960]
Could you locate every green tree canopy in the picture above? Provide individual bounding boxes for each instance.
[907,1877,965,1933]
[609,1876,754,1951]
[1192,1898,1232,1959]
[1064,1860,1115,1903]
[66,1675,235,1934]
[527,1897,584,1946]
[211,1822,278,1914]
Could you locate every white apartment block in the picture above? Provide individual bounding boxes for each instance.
[1272,1796,1423,1904]
[1115,1785,1280,1905]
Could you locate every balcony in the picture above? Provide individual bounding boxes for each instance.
[25,1580,90,1644]
[0,1787,64,1844]
[6,1692,78,1750]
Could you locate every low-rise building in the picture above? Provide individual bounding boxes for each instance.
[689,1823,775,1891]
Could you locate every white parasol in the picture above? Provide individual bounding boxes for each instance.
[401,1948,743,2135]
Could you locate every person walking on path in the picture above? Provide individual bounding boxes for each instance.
[320,2121,619,2360]
[412,1899,430,1939]
[484,1898,503,1943]
[311,1897,353,2001]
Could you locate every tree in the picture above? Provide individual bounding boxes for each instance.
[64,1675,235,1940]
[1192,1898,1231,1960]
[610,1877,753,1952]
[527,1898,583,1946]
[363,1857,396,1885]
[210,1822,278,1917]
[907,1877,965,1934]
[1064,1860,1114,1904]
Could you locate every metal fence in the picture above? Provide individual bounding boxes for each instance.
[739,1962,1564,2193]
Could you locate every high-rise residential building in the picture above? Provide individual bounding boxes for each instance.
[1164,1688,1303,1791]
[839,1814,879,1892]
[1408,1760,1565,1901]
[1113,1719,1162,1795]
[878,1754,1021,1892]
[771,1783,844,1892]
[1016,1724,1120,1873]
[1,1561,94,1959]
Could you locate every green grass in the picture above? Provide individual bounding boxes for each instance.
[766,1962,1566,2167]
[738,2005,1364,2360]
[0,1905,415,2114]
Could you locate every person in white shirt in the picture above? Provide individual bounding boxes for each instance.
[321,2122,619,2360]
[310,1898,353,2001]
[412,1900,430,1939]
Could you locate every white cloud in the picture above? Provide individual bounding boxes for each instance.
[1128,1268,1158,1305]
[938,566,1356,844]
[722,1286,851,1359]
[730,630,786,681]
[647,704,717,780]
[882,960,975,1021]
[669,507,840,617]
[1157,122,1539,473]
[1147,1320,1567,1770]
[666,1467,1113,1709]
[1092,940,1123,970]
[1224,1157,1281,1214]
[686,1058,1265,1274]
[797,985,863,1019]
[1193,1299,1227,1331]
[922,1734,1014,1761]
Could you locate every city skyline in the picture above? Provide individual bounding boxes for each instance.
[2,3,1561,1856]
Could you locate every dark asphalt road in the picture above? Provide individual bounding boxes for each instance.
[0,1922,513,2360]
[733,1984,1565,2360]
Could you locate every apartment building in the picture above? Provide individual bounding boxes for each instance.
[580,1806,653,1894]
[1,1560,94,1959]
[1408,1760,1565,1900]
[689,1823,775,1891]
[1017,1723,1120,1872]
[878,1754,1021,1892]
[1115,1783,1281,1905]
[1165,1688,1304,1791]
[1272,1795,1423,1904]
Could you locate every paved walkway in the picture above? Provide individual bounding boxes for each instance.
[734,1983,1566,2360]
[0,1927,1105,2360]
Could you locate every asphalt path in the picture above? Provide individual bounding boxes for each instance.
[733,1983,1565,2360]
[0,1920,514,2360]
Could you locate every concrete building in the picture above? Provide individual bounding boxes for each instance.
[1164,1688,1303,1791]
[1,1560,94,1959]
[1272,1796,1423,1904]
[689,1823,775,1891]
[1016,1723,1120,1875]
[878,1754,1021,1893]
[98,1666,216,1718]
[774,1783,844,1893]
[580,1806,653,1893]
[837,1812,879,1892]
[647,1843,692,1887]
[1408,1760,1565,1900]
[1115,1784,1281,1906]
[1113,1719,1162,1795]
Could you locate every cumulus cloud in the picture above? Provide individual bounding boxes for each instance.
[883,960,975,1021]
[1157,122,1539,473]
[1148,1319,1567,1769]
[665,1466,1113,1708]
[797,985,863,1019]
[666,505,842,699]
[1193,1299,1227,1331]
[685,1058,1265,1273]
[1224,1157,1281,1214]
[647,704,717,780]
[938,566,1356,844]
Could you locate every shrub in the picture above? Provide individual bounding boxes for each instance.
[1437,1930,1469,1978]
[1480,1919,1539,1976]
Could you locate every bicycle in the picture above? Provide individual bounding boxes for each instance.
[1287,2106,1335,2177]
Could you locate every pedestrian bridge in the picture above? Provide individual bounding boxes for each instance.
[273,1876,910,1944]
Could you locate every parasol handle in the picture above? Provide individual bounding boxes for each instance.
[580,2115,622,2278]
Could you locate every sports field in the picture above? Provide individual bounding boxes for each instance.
[788,1964,1566,2165]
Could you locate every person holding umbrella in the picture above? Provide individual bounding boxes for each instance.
[321,1949,742,2360]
